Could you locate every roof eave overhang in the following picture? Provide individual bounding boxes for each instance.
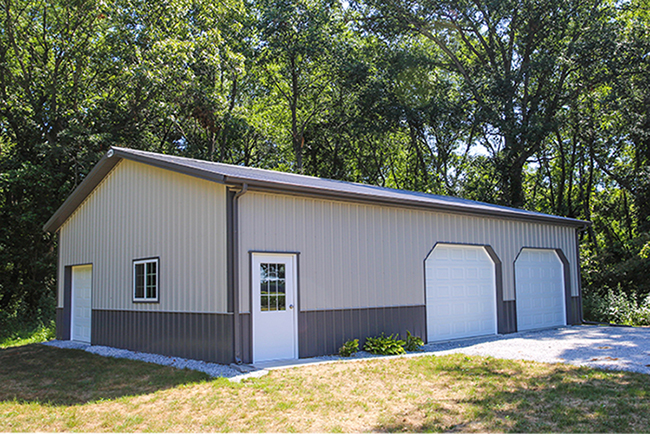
[221,176,590,228]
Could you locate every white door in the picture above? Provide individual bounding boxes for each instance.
[252,253,298,363]
[515,249,566,331]
[71,264,92,343]
[425,244,497,342]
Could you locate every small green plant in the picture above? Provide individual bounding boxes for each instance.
[403,330,424,352]
[363,333,406,355]
[338,339,359,357]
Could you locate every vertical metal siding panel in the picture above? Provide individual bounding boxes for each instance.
[359,205,370,309]
[346,204,356,306]
[368,205,378,308]
[394,209,404,306]
[362,206,371,309]
[350,204,360,308]
[380,207,389,307]
[361,206,370,309]
[332,202,343,309]
[387,209,397,309]
[57,160,228,315]
[316,201,336,308]
[460,215,469,243]
[381,207,390,307]
[97,183,106,310]
[326,201,336,309]
[305,199,316,310]
[404,210,416,302]
[312,199,324,310]
[373,208,382,308]
[338,203,348,306]
[284,196,293,252]
[237,191,580,314]
[378,209,387,308]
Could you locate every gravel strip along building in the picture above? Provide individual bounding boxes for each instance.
[44,147,589,364]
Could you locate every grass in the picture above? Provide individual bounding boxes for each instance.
[1,344,650,432]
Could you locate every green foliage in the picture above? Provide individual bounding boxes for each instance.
[363,333,406,356]
[583,289,650,326]
[338,339,359,357]
[0,319,56,349]
[581,233,650,301]
[403,330,424,352]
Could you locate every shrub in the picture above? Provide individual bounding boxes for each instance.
[0,319,56,348]
[403,330,424,352]
[339,339,359,357]
[363,333,406,355]
[583,287,650,326]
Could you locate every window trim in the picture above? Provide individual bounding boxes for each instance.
[132,257,160,303]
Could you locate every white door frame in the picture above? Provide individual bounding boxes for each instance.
[251,252,298,363]
[71,264,93,343]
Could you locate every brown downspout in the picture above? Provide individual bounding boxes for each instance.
[232,183,248,363]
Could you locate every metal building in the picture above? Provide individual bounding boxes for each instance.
[44,147,589,364]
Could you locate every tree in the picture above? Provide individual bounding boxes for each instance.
[253,0,345,172]
[0,0,111,322]
[359,0,614,207]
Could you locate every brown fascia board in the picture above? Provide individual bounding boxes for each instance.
[44,147,590,233]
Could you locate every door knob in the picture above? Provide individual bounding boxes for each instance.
[289,304,294,309]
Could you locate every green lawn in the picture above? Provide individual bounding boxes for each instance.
[1,343,649,432]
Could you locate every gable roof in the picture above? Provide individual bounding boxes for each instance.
[43,146,590,232]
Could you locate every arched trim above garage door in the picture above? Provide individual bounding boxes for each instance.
[514,248,570,331]
[424,243,505,342]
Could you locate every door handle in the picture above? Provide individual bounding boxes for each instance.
[289,304,294,309]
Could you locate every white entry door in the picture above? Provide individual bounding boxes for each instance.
[252,253,298,363]
[71,264,92,343]
[515,249,566,331]
[425,244,497,342]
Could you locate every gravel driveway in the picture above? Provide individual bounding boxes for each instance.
[416,325,650,375]
[45,325,650,378]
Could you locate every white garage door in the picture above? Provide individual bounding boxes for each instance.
[515,249,566,331]
[425,244,497,342]
[71,264,92,343]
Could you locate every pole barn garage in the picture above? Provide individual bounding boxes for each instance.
[44,147,588,364]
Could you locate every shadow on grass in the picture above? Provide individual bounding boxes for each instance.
[0,344,211,406]
[376,355,650,433]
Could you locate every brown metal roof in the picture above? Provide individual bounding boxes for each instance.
[43,146,590,232]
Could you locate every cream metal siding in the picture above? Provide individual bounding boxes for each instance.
[57,159,228,313]
[238,192,579,312]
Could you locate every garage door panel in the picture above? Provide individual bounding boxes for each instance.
[515,249,566,331]
[436,268,450,279]
[426,244,497,342]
